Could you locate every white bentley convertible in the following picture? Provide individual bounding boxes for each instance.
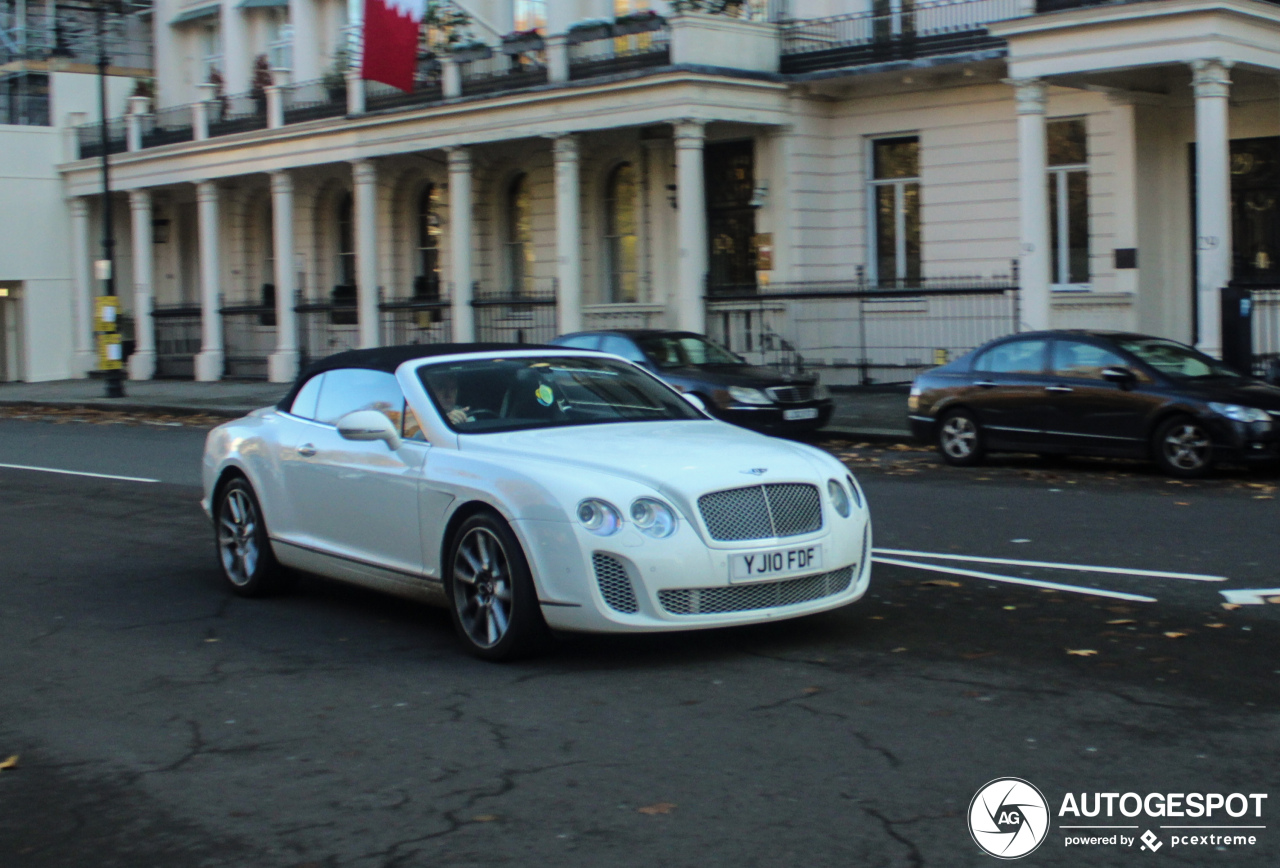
[202,345,872,659]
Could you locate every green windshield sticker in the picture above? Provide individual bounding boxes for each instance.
[535,384,554,406]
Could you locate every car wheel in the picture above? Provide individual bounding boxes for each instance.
[216,476,290,597]
[1153,416,1214,478]
[937,409,985,466]
[445,512,548,661]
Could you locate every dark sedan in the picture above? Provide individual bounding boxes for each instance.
[908,330,1280,477]
[549,329,834,435]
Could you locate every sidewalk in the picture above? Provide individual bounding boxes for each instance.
[0,379,913,440]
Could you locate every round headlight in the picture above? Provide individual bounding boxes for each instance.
[727,385,773,406]
[828,479,851,518]
[846,474,864,510]
[577,498,621,536]
[631,497,677,539]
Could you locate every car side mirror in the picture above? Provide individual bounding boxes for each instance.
[337,410,402,450]
[682,393,709,414]
[1101,366,1136,389]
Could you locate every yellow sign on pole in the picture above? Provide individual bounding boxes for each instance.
[95,296,119,333]
[97,333,123,371]
[933,348,950,366]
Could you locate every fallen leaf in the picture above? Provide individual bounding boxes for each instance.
[802,686,822,695]
[891,646,908,653]
[1174,502,1191,506]
[0,755,17,770]
[1222,603,1243,611]
[471,814,499,823]
[868,615,885,620]
[204,638,219,643]
[1003,605,1017,610]
[1254,496,1274,500]
[1066,649,1098,657]
[1204,623,1226,629]
[637,802,677,815]
[961,651,996,660]
[1164,632,1187,639]
[920,579,962,588]
[1106,619,1137,625]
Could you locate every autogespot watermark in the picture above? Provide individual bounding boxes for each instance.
[967,779,1268,858]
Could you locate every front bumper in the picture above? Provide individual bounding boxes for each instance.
[514,511,872,634]
[1211,416,1280,462]
[712,400,835,434]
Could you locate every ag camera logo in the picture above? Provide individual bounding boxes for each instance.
[969,778,1051,859]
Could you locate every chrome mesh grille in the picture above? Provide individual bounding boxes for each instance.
[697,483,822,541]
[593,553,638,614]
[658,566,854,615]
[766,385,815,404]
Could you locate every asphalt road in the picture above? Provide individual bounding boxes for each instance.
[2,417,1279,867]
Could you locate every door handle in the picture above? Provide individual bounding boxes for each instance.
[297,443,317,457]
[1045,385,1074,393]
[975,380,998,388]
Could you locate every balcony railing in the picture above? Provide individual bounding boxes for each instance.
[0,4,153,70]
[282,79,347,125]
[76,117,128,159]
[460,49,549,96]
[207,91,269,138]
[140,106,194,149]
[567,27,672,80]
[780,0,1020,74]
[365,73,445,113]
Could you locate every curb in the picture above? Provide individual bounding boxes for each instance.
[0,399,261,419]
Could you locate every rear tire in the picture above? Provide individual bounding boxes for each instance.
[937,409,985,467]
[1152,415,1214,479]
[215,477,291,597]
[445,511,548,661]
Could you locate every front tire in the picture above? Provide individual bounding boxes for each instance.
[445,512,548,661]
[1153,415,1214,478]
[937,409,985,467]
[215,477,290,597]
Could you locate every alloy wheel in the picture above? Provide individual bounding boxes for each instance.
[941,415,978,460]
[451,527,514,649]
[218,487,260,586]
[1162,423,1211,472]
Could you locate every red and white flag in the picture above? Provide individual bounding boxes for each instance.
[361,0,427,92]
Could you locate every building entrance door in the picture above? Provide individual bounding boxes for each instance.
[1231,136,1280,284]
[705,140,757,295]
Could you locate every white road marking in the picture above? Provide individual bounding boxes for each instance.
[1218,588,1280,606]
[0,462,159,483]
[872,556,1158,603]
[874,548,1226,583]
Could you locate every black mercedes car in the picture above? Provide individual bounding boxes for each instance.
[549,329,834,435]
[908,330,1280,478]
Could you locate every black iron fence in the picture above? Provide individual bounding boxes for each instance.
[207,92,269,138]
[221,304,276,380]
[460,50,549,96]
[283,79,347,125]
[152,304,202,379]
[295,296,360,368]
[568,27,671,80]
[141,106,196,149]
[472,286,558,344]
[706,279,1020,385]
[76,117,128,159]
[380,295,453,346]
[779,0,1018,74]
[366,76,445,112]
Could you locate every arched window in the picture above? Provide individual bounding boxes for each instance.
[336,192,355,288]
[415,184,441,300]
[505,174,534,296]
[604,163,638,303]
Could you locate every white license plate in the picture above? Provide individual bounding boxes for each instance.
[731,544,823,582]
[783,407,819,421]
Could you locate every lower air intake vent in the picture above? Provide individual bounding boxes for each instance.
[593,553,639,614]
[658,566,854,616]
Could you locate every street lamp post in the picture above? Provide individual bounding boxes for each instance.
[95,0,125,397]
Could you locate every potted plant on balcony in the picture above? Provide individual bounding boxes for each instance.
[450,38,492,63]
[566,17,614,45]
[613,9,664,36]
[500,28,544,55]
[322,46,349,101]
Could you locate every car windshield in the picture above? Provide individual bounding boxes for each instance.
[419,356,704,433]
[1111,337,1242,380]
[635,334,745,369]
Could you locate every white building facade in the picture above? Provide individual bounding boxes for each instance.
[7,0,1280,383]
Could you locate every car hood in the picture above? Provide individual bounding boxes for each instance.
[1173,378,1280,410]
[460,420,836,499]
[655,364,818,390]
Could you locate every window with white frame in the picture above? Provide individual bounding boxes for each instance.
[199,24,223,83]
[513,0,546,31]
[1047,118,1089,288]
[505,174,534,295]
[266,11,293,72]
[868,136,921,286]
[604,163,639,303]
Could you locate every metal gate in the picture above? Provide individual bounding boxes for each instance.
[152,304,202,379]
[472,287,558,345]
[380,296,452,347]
[295,298,359,369]
[221,304,275,380]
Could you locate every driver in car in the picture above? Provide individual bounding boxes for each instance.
[426,371,472,426]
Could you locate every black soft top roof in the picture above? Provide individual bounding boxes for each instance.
[277,343,556,411]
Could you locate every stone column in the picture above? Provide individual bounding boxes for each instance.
[128,190,156,380]
[265,84,284,129]
[288,0,320,83]
[1014,78,1051,332]
[269,171,300,382]
[70,197,95,375]
[1191,59,1233,357]
[674,119,708,333]
[448,147,475,342]
[220,0,251,96]
[126,95,148,152]
[346,69,365,116]
[194,181,225,381]
[547,34,569,84]
[442,57,462,98]
[553,135,583,334]
[352,159,380,348]
[1107,95,1140,299]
